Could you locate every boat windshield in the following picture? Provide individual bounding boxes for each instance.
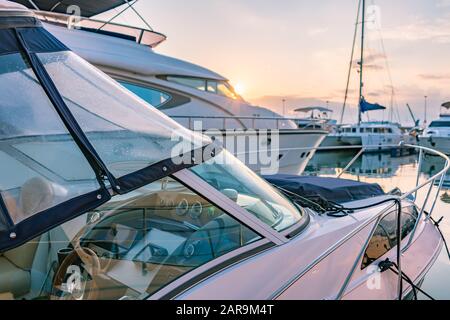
[36,51,210,178]
[191,150,303,231]
[429,121,450,128]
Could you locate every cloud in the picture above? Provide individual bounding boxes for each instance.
[382,18,450,44]
[418,73,450,80]
[307,27,329,37]
[437,0,450,8]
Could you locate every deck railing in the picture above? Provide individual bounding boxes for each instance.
[265,143,449,300]
[169,115,330,130]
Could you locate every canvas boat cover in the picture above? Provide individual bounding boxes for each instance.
[13,0,126,17]
[0,4,213,252]
[264,174,385,204]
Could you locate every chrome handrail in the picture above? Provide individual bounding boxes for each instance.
[268,143,449,300]
[170,115,331,130]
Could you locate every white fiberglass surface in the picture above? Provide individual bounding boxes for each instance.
[37,51,210,178]
[0,53,99,225]
[190,150,303,231]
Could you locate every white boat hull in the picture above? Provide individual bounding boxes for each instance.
[419,136,450,155]
[205,129,327,175]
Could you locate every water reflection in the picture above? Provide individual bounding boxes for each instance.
[306,150,450,299]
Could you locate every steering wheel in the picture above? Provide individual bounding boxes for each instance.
[179,216,227,264]
[51,246,101,300]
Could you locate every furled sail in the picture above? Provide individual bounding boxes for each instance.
[360,97,386,113]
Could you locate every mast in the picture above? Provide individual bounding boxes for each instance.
[358,0,366,125]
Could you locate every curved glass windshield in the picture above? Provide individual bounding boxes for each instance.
[37,51,210,178]
[191,150,303,231]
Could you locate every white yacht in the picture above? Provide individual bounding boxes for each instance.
[24,6,327,175]
[0,1,447,300]
[419,102,450,155]
[294,106,336,131]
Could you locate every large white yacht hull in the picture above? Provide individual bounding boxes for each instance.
[419,136,450,155]
[205,129,327,175]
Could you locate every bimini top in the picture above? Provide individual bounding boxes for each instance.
[0,2,213,252]
[13,0,126,17]
[442,102,450,109]
[294,106,333,113]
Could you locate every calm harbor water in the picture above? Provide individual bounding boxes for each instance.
[305,150,450,299]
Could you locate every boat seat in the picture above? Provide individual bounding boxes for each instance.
[0,239,39,298]
[0,176,54,298]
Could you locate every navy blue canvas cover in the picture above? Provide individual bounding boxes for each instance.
[264,174,385,204]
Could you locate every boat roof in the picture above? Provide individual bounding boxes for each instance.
[294,106,333,113]
[12,0,126,17]
[0,0,28,12]
[44,21,227,80]
[341,121,401,128]
[34,10,167,49]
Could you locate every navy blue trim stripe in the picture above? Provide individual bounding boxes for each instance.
[0,188,111,253]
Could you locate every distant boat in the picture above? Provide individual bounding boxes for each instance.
[419,102,450,154]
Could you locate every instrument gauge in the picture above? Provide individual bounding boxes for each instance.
[176,199,189,216]
[189,201,203,219]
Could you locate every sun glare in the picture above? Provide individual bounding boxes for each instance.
[234,82,245,96]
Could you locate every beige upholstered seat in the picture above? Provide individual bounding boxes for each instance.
[0,177,54,298]
[0,240,39,298]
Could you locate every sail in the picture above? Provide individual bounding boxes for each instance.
[360,97,386,113]
[13,0,126,17]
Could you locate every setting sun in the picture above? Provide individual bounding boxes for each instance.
[233,82,245,96]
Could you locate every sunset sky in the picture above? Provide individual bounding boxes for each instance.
[99,0,450,125]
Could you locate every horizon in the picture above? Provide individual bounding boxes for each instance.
[98,0,450,126]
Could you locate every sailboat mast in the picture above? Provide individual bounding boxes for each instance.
[358,0,366,125]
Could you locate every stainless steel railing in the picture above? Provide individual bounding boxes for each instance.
[334,143,449,300]
[268,143,449,300]
[169,115,331,130]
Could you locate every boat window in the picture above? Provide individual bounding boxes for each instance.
[206,80,218,93]
[166,76,206,91]
[119,81,171,108]
[37,51,210,178]
[0,53,100,224]
[166,76,239,100]
[219,82,238,99]
[190,150,303,232]
[387,128,393,133]
[361,206,418,269]
[0,177,261,300]
[352,128,357,133]
[430,121,450,128]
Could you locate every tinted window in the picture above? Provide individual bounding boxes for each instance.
[166,76,206,91]
[362,206,418,269]
[119,81,171,108]
[430,121,450,128]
